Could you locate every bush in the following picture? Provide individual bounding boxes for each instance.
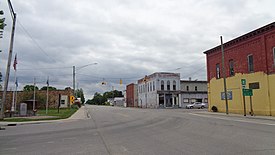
[211,106,218,112]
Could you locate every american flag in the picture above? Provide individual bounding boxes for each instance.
[13,54,17,70]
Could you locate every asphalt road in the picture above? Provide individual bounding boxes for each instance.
[1,105,275,155]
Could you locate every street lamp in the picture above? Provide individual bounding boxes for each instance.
[73,63,97,97]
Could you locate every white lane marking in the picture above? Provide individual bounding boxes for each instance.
[189,113,275,126]
[46,141,55,144]
[4,147,17,150]
[116,113,129,118]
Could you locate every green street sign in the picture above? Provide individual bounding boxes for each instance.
[242,88,253,96]
[241,79,246,85]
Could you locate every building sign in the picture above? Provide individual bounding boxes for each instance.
[221,91,233,100]
[242,89,253,96]
[249,82,260,89]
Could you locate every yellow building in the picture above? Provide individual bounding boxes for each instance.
[204,22,275,116]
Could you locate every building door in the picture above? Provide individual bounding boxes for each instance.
[159,94,164,108]
[166,94,172,107]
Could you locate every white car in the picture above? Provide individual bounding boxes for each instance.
[186,102,207,109]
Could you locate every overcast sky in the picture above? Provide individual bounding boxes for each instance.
[1,0,274,99]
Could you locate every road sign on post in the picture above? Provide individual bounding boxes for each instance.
[241,79,246,89]
[242,89,253,96]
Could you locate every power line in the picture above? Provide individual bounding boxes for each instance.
[18,66,72,71]
[17,20,56,62]
[181,65,206,79]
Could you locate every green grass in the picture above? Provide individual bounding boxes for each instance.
[2,108,78,122]
[37,108,78,119]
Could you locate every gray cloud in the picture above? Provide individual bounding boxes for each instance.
[0,0,274,99]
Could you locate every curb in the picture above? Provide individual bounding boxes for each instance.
[194,111,275,121]
[0,106,89,127]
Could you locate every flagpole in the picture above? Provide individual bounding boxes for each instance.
[15,77,18,111]
[33,77,36,111]
[11,87,15,112]
[11,54,17,112]
[46,76,49,115]
[11,71,16,112]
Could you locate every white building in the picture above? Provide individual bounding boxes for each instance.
[137,72,181,108]
[180,80,208,108]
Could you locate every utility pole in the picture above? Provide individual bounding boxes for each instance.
[73,66,75,97]
[0,0,16,120]
[221,36,229,115]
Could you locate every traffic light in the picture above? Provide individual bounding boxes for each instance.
[70,96,75,104]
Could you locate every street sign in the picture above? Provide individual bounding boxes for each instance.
[241,79,246,89]
[241,79,246,85]
[242,89,253,96]
[221,91,233,100]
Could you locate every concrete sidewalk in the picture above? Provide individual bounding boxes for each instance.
[0,106,90,126]
[194,111,275,121]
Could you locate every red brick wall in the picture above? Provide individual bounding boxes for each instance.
[265,32,275,74]
[206,29,275,81]
[126,84,135,107]
[0,89,73,110]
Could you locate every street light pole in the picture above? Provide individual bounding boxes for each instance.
[0,0,16,120]
[72,63,97,98]
[73,66,75,97]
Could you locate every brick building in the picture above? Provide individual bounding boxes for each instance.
[0,88,73,111]
[204,22,275,116]
[126,83,138,107]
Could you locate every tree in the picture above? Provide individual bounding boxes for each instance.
[86,92,106,105]
[23,85,39,92]
[86,90,123,105]
[40,86,57,91]
[103,90,124,99]
[75,88,85,104]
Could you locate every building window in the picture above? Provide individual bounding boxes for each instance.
[273,47,275,66]
[191,98,196,103]
[216,63,220,79]
[161,80,164,90]
[148,84,149,92]
[183,98,189,103]
[153,81,155,91]
[167,81,170,90]
[195,86,197,91]
[204,98,208,103]
[229,59,235,76]
[186,86,189,91]
[61,100,65,105]
[150,82,152,92]
[247,54,254,72]
[173,81,176,90]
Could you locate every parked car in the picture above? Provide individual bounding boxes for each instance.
[186,102,207,109]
